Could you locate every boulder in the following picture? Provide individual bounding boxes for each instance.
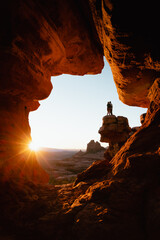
[99,115,131,143]
[99,115,131,159]
[75,159,111,185]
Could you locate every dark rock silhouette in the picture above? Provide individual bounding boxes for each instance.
[86,140,105,153]
[99,115,131,143]
[140,113,146,124]
[74,158,111,185]
[99,115,131,158]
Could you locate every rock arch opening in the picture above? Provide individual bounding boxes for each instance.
[28,59,146,185]
[1,1,160,239]
[29,59,146,151]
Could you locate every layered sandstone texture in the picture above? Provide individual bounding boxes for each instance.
[99,115,131,158]
[0,0,160,240]
[1,100,160,240]
[0,0,104,183]
[89,0,160,107]
[99,115,131,143]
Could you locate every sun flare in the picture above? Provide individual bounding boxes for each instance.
[29,141,40,152]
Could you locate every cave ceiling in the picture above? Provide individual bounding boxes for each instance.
[1,0,160,107]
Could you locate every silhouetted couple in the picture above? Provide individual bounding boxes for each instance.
[107,101,113,115]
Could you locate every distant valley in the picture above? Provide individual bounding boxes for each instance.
[37,143,105,185]
[38,147,79,161]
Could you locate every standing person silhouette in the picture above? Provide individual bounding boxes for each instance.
[107,101,113,115]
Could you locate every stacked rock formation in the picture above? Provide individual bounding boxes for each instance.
[99,115,131,158]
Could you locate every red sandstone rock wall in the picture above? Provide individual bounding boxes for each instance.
[1,0,103,100]
[89,0,160,107]
[99,115,131,143]
[0,1,160,239]
[0,0,104,184]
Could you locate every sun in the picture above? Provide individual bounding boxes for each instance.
[29,141,40,152]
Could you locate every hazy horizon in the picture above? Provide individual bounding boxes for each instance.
[39,146,83,152]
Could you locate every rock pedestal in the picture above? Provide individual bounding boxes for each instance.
[99,115,131,159]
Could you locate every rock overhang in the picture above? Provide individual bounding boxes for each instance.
[1,0,159,108]
[0,0,104,184]
[0,0,104,103]
[89,0,160,107]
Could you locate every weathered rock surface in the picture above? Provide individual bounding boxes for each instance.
[86,140,105,153]
[0,0,104,183]
[98,115,131,159]
[148,78,160,107]
[89,0,160,107]
[1,0,103,99]
[99,115,131,143]
[0,0,160,239]
[0,96,49,184]
[74,158,111,185]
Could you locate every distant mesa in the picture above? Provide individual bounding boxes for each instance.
[73,150,85,157]
[86,140,105,153]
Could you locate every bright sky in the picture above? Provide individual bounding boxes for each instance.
[29,58,147,150]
